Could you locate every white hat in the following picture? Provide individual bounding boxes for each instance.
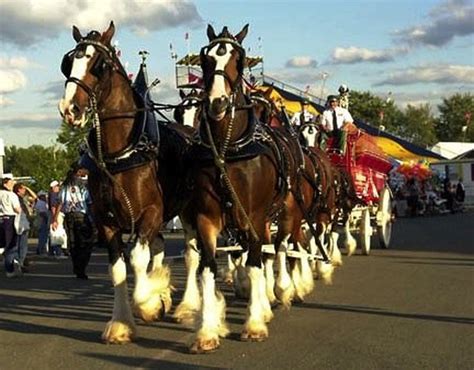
[49,180,59,188]
[1,173,14,180]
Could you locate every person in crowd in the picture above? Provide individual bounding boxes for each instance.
[456,178,465,205]
[48,180,66,257]
[34,191,49,255]
[442,177,455,213]
[0,175,22,278]
[406,178,419,217]
[13,182,37,271]
[52,163,94,280]
[290,99,315,127]
[319,95,354,153]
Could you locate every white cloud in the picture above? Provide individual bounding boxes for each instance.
[330,46,405,64]
[394,0,474,46]
[0,95,14,107]
[285,56,318,68]
[0,56,31,69]
[375,64,474,86]
[0,69,27,94]
[0,0,203,47]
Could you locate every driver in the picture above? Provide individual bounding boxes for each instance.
[320,95,354,153]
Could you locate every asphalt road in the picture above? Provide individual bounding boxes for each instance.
[0,212,473,370]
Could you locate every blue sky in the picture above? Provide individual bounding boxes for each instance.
[0,0,473,147]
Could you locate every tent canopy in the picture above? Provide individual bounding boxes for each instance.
[259,83,445,163]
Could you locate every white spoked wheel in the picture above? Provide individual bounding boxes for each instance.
[360,209,372,255]
[377,187,393,249]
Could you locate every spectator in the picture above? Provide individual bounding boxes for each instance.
[442,177,455,213]
[406,178,419,217]
[13,183,37,271]
[34,191,49,255]
[52,164,94,280]
[456,178,465,204]
[0,175,22,278]
[48,180,65,257]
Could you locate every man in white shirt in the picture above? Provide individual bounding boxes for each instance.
[291,99,315,126]
[320,95,354,153]
[0,176,22,277]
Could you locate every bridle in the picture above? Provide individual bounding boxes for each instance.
[200,37,246,95]
[61,37,127,100]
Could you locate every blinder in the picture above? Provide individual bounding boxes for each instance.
[60,41,112,79]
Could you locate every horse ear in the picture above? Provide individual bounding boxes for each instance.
[102,21,115,44]
[72,26,83,42]
[179,89,186,99]
[207,24,217,41]
[235,24,249,44]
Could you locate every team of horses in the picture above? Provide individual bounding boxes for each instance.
[59,21,360,353]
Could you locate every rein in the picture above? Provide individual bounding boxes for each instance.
[203,93,259,242]
[87,94,137,241]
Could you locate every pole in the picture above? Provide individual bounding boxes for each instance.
[320,72,328,100]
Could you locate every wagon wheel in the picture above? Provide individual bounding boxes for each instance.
[359,208,372,255]
[377,186,393,249]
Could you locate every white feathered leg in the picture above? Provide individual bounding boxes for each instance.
[316,225,335,285]
[190,267,229,353]
[233,251,251,299]
[241,266,269,341]
[275,235,295,308]
[102,258,136,344]
[297,242,315,297]
[131,240,171,322]
[263,255,277,305]
[174,226,201,326]
[330,231,343,267]
[344,219,357,256]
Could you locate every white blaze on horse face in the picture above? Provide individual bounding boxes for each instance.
[183,103,198,127]
[59,45,97,126]
[207,43,233,101]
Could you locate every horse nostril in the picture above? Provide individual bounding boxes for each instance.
[71,104,81,116]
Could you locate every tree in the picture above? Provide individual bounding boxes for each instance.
[56,120,89,159]
[349,90,403,135]
[398,104,437,147]
[4,145,72,191]
[435,93,474,142]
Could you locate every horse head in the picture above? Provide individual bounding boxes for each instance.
[59,21,126,127]
[200,24,249,121]
[173,88,204,128]
[250,87,283,127]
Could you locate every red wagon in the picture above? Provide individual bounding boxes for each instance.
[327,128,394,254]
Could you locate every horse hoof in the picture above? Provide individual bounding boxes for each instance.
[241,329,268,342]
[189,338,220,354]
[173,307,197,326]
[102,321,135,344]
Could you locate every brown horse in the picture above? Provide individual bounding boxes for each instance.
[187,24,309,352]
[251,88,337,302]
[58,22,195,344]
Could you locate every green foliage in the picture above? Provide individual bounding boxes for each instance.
[435,93,474,142]
[349,90,403,135]
[4,145,72,191]
[56,120,89,157]
[398,104,438,147]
